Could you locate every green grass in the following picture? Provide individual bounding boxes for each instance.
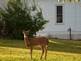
[0,39,81,61]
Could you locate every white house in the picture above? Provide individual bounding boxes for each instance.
[0,0,81,39]
[36,0,81,40]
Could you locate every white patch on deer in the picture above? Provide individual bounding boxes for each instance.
[24,34,27,38]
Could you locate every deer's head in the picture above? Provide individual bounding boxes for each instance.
[23,30,30,37]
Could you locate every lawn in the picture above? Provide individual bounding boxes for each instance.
[0,39,81,61]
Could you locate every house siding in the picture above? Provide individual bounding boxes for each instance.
[37,0,81,39]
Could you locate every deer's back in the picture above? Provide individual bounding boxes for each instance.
[30,37,48,45]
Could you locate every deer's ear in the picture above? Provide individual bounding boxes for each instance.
[27,30,30,33]
[22,30,25,34]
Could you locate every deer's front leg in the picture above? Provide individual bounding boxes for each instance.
[40,46,44,60]
[45,46,47,60]
[30,47,33,59]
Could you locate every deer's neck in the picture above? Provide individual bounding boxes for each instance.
[24,34,30,46]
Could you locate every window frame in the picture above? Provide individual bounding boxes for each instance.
[56,5,63,24]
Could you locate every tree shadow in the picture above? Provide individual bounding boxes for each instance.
[48,39,81,54]
[0,39,81,54]
[0,39,26,49]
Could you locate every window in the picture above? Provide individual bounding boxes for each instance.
[56,6,63,23]
[58,0,63,2]
[75,0,80,2]
[58,0,80,3]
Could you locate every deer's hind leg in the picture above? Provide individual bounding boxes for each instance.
[30,47,33,59]
[40,46,44,60]
[44,45,48,60]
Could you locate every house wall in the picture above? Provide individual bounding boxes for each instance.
[37,0,81,39]
[0,0,5,9]
[0,0,8,9]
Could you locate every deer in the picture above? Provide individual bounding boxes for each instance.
[22,30,49,60]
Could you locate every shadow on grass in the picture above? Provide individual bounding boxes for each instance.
[0,39,81,54]
[48,39,81,54]
[0,39,26,49]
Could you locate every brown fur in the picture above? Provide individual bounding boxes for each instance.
[23,30,49,60]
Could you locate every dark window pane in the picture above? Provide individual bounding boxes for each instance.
[57,16,63,23]
[57,6,62,15]
[56,6,63,23]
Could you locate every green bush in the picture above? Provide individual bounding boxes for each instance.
[0,0,48,39]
